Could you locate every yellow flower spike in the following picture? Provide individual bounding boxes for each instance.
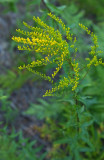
[79,23,104,68]
[70,45,74,48]
[74,37,77,43]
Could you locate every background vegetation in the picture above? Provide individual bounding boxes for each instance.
[0,0,104,159]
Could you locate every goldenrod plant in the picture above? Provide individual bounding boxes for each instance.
[12,13,104,97]
[12,13,104,159]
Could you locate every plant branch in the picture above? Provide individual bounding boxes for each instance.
[42,0,51,12]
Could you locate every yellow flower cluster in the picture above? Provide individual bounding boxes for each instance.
[79,23,104,68]
[12,13,103,97]
[71,60,80,91]
[43,76,70,97]
[48,12,73,42]
[12,13,80,96]
[43,59,79,96]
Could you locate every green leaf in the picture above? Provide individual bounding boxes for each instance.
[81,119,94,127]
[44,0,66,13]
[54,137,72,144]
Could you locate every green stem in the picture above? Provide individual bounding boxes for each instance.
[74,91,80,133]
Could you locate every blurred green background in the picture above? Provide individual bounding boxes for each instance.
[0,0,104,159]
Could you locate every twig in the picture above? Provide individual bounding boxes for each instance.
[42,0,51,12]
